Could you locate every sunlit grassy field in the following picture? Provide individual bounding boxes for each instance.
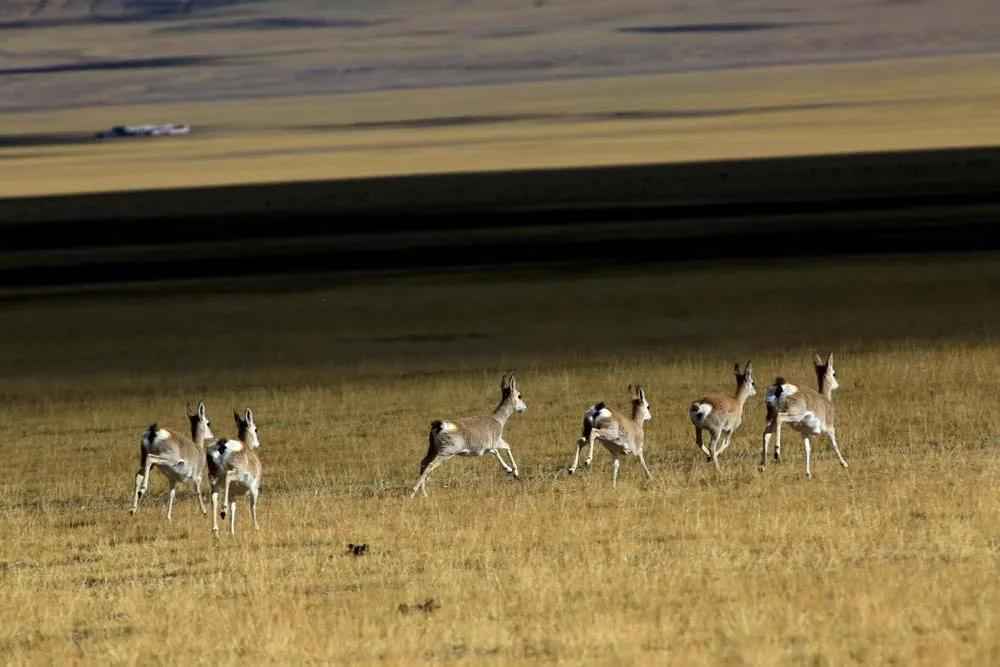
[1,254,998,663]
[4,52,1000,198]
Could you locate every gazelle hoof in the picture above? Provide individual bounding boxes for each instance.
[841,462,849,468]
[758,465,766,472]
[567,468,576,475]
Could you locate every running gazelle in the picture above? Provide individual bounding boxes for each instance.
[761,353,848,479]
[411,373,526,497]
[207,408,263,535]
[569,384,652,487]
[130,401,214,520]
[689,362,756,470]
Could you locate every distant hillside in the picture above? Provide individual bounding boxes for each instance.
[1,1,246,20]
[2,1,1000,112]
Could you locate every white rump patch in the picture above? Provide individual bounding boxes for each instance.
[766,384,798,406]
[690,403,712,421]
[225,440,244,452]
[439,421,458,433]
[155,429,171,441]
[588,405,612,422]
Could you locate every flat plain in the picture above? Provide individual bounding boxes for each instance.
[1,254,998,664]
[2,51,1000,198]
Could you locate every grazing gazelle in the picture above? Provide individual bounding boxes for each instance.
[411,373,527,498]
[207,408,263,535]
[689,362,756,470]
[130,401,214,520]
[569,385,652,487]
[761,353,849,479]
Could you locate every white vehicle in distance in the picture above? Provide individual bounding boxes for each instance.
[96,124,191,139]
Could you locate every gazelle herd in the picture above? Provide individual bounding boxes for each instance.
[129,355,848,531]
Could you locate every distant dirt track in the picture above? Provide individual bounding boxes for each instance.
[1,146,999,289]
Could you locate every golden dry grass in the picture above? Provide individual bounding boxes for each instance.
[3,51,1000,197]
[1,254,999,664]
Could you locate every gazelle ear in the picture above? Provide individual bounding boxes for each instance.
[198,401,206,418]
[638,386,646,402]
[245,408,254,425]
[814,353,824,366]
[826,352,834,366]
[745,361,753,374]
[734,362,741,374]
[186,402,194,417]
[234,410,241,424]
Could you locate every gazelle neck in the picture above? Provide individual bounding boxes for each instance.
[493,396,516,425]
[631,403,645,430]
[192,424,210,448]
[735,381,754,409]
[816,369,835,400]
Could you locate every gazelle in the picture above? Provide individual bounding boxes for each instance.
[761,353,848,479]
[763,354,826,463]
[569,385,652,487]
[130,401,214,520]
[207,408,263,535]
[411,373,526,498]
[689,362,756,470]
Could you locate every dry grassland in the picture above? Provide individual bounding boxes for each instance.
[4,52,1000,197]
[1,254,999,664]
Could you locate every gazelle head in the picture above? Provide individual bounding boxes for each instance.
[814,353,839,393]
[629,384,652,422]
[234,408,261,449]
[735,361,757,398]
[187,401,215,443]
[501,373,527,413]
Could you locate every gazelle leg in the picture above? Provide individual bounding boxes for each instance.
[250,490,260,530]
[130,468,144,514]
[503,447,520,480]
[492,449,514,474]
[638,450,653,480]
[585,433,597,468]
[166,481,177,522]
[139,456,156,498]
[709,430,723,472]
[716,431,734,457]
[229,501,237,535]
[773,417,783,462]
[696,427,711,461]
[221,470,237,518]
[612,456,621,488]
[411,455,446,498]
[194,477,207,515]
[803,437,812,480]
[211,490,220,533]
[827,430,849,469]
[761,421,774,471]
[569,438,585,474]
